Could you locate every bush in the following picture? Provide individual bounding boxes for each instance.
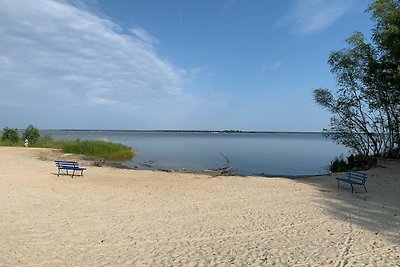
[22,125,40,144]
[330,156,348,173]
[1,127,20,143]
[347,154,378,171]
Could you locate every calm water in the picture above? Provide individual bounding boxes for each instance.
[42,130,348,177]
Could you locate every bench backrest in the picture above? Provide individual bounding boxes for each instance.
[346,171,367,184]
[55,160,79,168]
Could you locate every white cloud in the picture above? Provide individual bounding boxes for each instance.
[0,0,185,128]
[275,0,356,36]
[130,26,159,47]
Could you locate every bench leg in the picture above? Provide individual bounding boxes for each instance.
[337,181,340,188]
[58,169,60,177]
[351,184,354,193]
[363,184,367,193]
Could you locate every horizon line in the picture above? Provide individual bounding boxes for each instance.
[39,129,324,134]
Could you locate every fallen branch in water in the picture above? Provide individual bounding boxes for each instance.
[205,153,232,176]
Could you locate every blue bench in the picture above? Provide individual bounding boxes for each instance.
[336,171,367,193]
[55,160,87,178]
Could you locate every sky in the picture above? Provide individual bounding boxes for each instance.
[0,0,374,131]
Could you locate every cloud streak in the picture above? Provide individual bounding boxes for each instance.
[275,0,357,36]
[130,26,160,47]
[0,0,185,127]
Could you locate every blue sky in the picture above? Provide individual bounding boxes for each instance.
[0,0,373,131]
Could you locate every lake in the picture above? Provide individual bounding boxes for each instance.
[41,130,348,177]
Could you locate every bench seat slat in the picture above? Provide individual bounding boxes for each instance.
[336,178,364,185]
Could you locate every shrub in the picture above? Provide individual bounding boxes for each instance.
[348,154,378,171]
[330,156,348,173]
[22,125,40,144]
[1,127,20,143]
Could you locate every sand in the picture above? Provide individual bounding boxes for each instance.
[0,147,399,266]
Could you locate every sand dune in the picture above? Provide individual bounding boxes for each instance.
[0,147,399,266]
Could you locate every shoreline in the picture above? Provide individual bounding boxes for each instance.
[93,160,331,179]
[1,146,399,265]
[38,129,343,176]
[32,146,328,178]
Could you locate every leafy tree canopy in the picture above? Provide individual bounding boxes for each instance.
[1,127,20,143]
[22,124,40,144]
[314,0,400,157]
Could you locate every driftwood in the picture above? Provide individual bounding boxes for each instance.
[205,153,232,176]
[140,160,157,168]
[158,168,173,173]
[93,158,105,167]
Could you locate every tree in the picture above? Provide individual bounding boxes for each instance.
[22,125,40,144]
[367,0,400,154]
[314,0,400,157]
[1,127,20,143]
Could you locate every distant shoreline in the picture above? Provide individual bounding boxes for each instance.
[40,129,324,135]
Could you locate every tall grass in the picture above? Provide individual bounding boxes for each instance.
[0,140,24,147]
[1,135,134,161]
[32,134,63,149]
[61,140,134,161]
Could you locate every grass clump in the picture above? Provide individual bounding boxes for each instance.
[0,139,23,146]
[60,139,134,161]
[32,134,63,149]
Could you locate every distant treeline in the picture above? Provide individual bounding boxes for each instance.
[42,129,325,135]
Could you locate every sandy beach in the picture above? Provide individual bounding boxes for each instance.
[0,147,399,266]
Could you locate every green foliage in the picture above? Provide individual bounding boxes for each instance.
[32,135,134,161]
[1,131,134,161]
[22,125,40,144]
[61,140,134,161]
[314,0,400,158]
[32,134,63,149]
[1,127,20,143]
[330,156,348,173]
